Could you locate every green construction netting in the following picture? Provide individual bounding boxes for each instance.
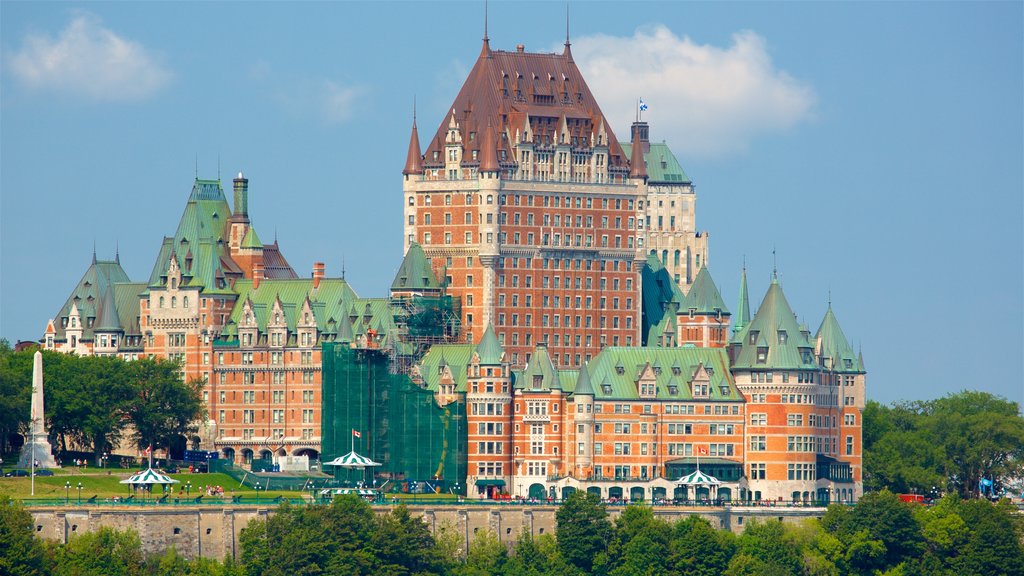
[322,343,467,492]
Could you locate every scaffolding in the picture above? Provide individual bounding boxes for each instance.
[387,293,461,377]
[321,343,466,491]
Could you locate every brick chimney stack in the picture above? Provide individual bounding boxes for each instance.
[253,262,264,290]
[312,262,325,289]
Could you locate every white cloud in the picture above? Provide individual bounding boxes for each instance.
[572,26,815,157]
[322,80,360,124]
[6,13,172,102]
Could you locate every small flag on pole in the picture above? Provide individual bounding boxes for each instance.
[697,446,709,456]
[639,98,648,112]
[145,445,152,455]
[352,429,361,438]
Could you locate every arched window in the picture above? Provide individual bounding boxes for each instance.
[171,296,177,308]
[183,296,189,308]
[159,296,165,308]
[674,250,681,266]
[408,196,414,206]
[661,250,668,265]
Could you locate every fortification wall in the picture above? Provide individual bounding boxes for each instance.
[26,504,826,560]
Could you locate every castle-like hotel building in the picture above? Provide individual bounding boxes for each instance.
[42,31,863,504]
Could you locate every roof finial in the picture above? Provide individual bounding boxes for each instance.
[115,240,120,264]
[772,246,777,281]
[92,241,97,264]
[341,252,346,280]
[413,95,417,125]
[828,287,832,308]
[565,3,571,48]
[742,254,746,272]
[195,154,198,179]
[218,154,221,181]
[483,0,489,43]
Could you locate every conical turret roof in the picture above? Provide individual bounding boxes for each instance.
[815,305,863,373]
[680,266,729,316]
[95,287,122,332]
[731,266,751,342]
[390,242,440,292]
[629,124,648,180]
[573,362,594,396]
[403,115,423,175]
[475,323,503,364]
[731,274,817,370]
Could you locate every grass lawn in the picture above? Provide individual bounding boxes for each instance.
[0,471,305,502]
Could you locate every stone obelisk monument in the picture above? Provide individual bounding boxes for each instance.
[18,351,57,469]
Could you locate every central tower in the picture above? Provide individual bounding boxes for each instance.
[402,32,650,369]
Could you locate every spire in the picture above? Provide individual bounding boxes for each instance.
[629,123,647,180]
[680,266,729,315]
[403,101,423,175]
[733,263,751,336]
[92,241,97,264]
[115,241,120,264]
[480,0,491,59]
[95,287,121,333]
[563,3,573,60]
[479,121,500,172]
[475,323,504,364]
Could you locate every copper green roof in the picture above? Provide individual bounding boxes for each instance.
[584,347,741,401]
[620,142,691,184]
[419,344,474,392]
[94,287,121,332]
[49,258,143,342]
[474,324,503,364]
[222,278,358,337]
[516,345,560,391]
[815,305,864,373]
[731,266,751,343]
[391,242,440,292]
[641,253,684,346]
[573,362,594,396]
[241,226,262,249]
[731,275,818,371]
[680,266,729,316]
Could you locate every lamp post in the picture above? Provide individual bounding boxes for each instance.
[255,483,262,505]
[76,482,83,504]
[65,482,71,504]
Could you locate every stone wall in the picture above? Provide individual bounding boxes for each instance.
[27,504,826,560]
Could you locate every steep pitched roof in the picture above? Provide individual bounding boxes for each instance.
[94,287,122,332]
[516,344,560,391]
[420,38,628,173]
[241,225,262,249]
[584,347,741,401]
[222,278,358,337]
[573,362,594,396]
[620,142,691,185]
[418,344,474,392]
[731,275,818,371]
[815,305,864,373]
[48,257,142,342]
[403,116,423,175]
[391,242,440,292]
[680,266,729,316]
[629,124,647,180]
[474,323,503,364]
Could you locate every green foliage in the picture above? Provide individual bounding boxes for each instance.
[864,392,1024,497]
[49,526,146,576]
[0,344,32,454]
[555,491,612,573]
[124,357,205,453]
[0,494,47,576]
[456,528,507,576]
[668,515,737,576]
[731,520,803,575]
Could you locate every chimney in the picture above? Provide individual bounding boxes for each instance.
[233,172,249,219]
[312,262,325,289]
[253,262,264,290]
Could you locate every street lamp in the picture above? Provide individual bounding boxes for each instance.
[185,481,191,497]
[255,483,262,505]
[76,482,83,504]
[65,482,71,504]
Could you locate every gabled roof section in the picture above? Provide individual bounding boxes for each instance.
[731,275,818,371]
[815,305,864,373]
[474,323,503,364]
[516,344,560,391]
[420,38,628,173]
[222,278,358,337]
[391,242,440,292]
[680,266,729,316]
[418,344,474,392]
[585,347,741,401]
[620,142,691,184]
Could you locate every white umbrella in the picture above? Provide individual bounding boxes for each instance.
[322,451,381,469]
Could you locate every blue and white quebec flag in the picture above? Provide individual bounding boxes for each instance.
[639,98,649,111]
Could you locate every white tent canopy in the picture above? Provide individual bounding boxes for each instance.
[322,451,381,469]
[119,467,179,486]
[675,469,721,486]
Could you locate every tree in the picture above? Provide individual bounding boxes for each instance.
[555,491,612,573]
[729,520,802,576]
[602,505,671,576]
[124,357,204,455]
[668,515,737,576]
[0,494,47,576]
[456,528,507,576]
[0,342,33,456]
[374,504,446,575]
[49,526,145,576]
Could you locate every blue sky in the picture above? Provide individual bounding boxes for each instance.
[2,1,1021,406]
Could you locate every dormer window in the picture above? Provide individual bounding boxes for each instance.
[668,385,679,395]
[720,385,730,396]
[748,330,760,345]
[689,308,696,319]
[778,330,788,344]
[601,384,612,394]
[756,347,768,364]
[615,365,625,375]
[533,375,543,389]
[845,359,853,369]
[672,367,681,376]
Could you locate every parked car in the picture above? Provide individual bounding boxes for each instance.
[5,469,29,477]
[34,469,54,477]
